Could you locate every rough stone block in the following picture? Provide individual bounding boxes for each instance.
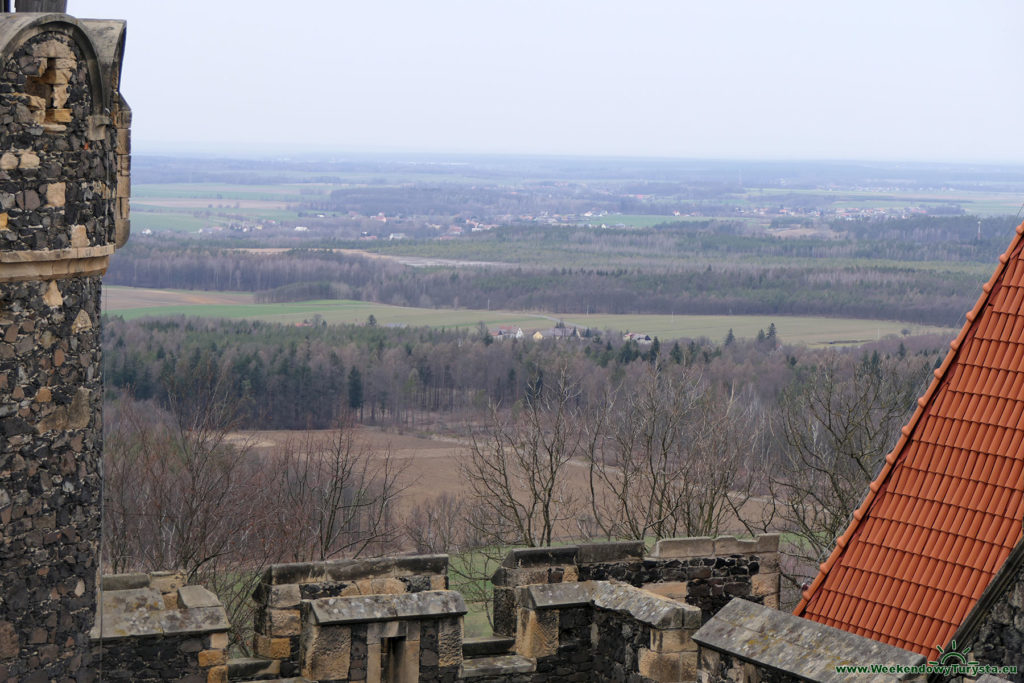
[515,608,558,658]
[438,616,464,667]
[71,224,88,248]
[258,583,301,609]
[651,627,697,653]
[300,624,350,680]
[176,586,221,610]
[517,582,593,610]
[197,648,226,667]
[430,574,447,591]
[642,581,689,601]
[267,609,302,637]
[751,572,778,598]
[638,648,681,681]
[652,537,714,559]
[206,664,227,683]
[207,632,229,650]
[150,571,185,595]
[309,590,466,625]
[255,634,291,660]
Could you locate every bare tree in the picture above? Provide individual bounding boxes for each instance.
[586,364,766,541]
[752,351,931,595]
[274,421,405,562]
[460,366,587,549]
[404,493,467,555]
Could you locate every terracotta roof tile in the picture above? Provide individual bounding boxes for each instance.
[796,224,1024,656]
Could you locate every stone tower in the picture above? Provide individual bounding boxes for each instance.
[0,4,129,680]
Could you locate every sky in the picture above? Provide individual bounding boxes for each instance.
[77,1,1024,163]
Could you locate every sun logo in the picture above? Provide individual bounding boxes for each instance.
[928,640,979,667]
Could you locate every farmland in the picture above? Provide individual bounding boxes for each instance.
[103,286,955,346]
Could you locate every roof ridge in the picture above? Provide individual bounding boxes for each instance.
[793,221,1024,617]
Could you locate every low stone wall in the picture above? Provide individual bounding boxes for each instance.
[252,553,449,675]
[693,598,926,683]
[513,581,702,683]
[90,572,230,683]
[492,536,780,637]
[299,589,467,682]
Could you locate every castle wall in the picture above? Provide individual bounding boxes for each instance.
[0,12,128,680]
[491,535,780,639]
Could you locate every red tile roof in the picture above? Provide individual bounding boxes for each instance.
[794,223,1024,656]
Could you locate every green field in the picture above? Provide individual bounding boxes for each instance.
[103,287,956,346]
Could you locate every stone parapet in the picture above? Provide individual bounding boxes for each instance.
[90,573,230,683]
[693,598,926,682]
[252,553,450,676]
[513,581,701,682]
[299,590,465,682]
[492,536,781,639]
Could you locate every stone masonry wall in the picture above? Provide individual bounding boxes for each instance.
[0,30,120,251]
[954,547,1024,682]
[0,274,103,680]
[90,572,230,683]
[492,536,780,638]
[253,554,449,677]
[0,13,128,681]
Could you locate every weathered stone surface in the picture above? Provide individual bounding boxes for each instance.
[651,537,715,559]
[310,590,467,625]
[178,585,222,609]
[592,582,700,630]
[459,653,536,678]
[263,553,449,585]
[515,607,558,658]
[577,540,646,564]
[693,598,925,682]
[517,581,594,610]
[300,623,351,681]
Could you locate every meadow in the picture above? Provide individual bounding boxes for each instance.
[103,286,955,346]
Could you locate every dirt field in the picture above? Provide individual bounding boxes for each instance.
[241,427,764,539]
[103,287,253,309]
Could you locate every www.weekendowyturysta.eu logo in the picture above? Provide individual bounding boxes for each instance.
[834,640,1017,676]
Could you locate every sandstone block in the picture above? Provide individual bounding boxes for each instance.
[515,608,558,658]
[207,632,229,650]
[45,182,65,207]
[0,153,17,171]
[206,665,227,683]
[638,648,681,681]
[71,309,92,333]
[438,616,463,667]
[197,649,226,667]
[651,627,697,653]
[262,583,301,609]
[71,225,88,248]
[19,151,40,170]
[42,280,62,307]
[32,39,73,59]
[255,634,291,660]
[267,609,301,637]
[301,624,351,681]
[751,572,778,598]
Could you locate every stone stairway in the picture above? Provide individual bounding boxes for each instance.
[459,636,536,679]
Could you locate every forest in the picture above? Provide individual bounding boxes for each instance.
[106,214,1020,327]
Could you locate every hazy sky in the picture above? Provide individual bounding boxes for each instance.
[77,1,1024,162]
